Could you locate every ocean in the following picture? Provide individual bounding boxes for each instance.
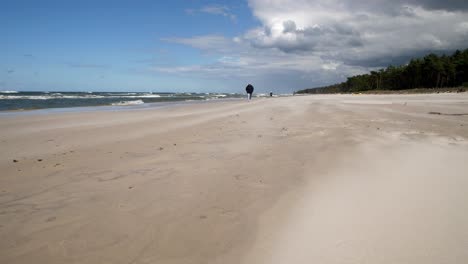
[0,91,246,111]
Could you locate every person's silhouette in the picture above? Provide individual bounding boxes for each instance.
[245,84,254,100]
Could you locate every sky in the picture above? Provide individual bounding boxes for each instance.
[1,0,468,93]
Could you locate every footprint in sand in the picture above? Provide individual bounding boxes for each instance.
[46,216,56,222]
[234,174,245,181]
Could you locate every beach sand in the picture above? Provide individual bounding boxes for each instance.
[1,93,468,263]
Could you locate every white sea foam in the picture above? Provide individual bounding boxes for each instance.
[63,95,106,99]
[0,90,18,93]
[1,95,50,100]
[111,100,144,106]
[120,94,161,98]
[108,93,138,96]
[0,93,162,100]
[0,94,107,100]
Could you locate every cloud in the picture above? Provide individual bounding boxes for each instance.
[159,0,468,91]
[186,5,237,22]
[245,0,468,64]
[7,69,15,74]
[67,63,110,69]
[162,35,238,54]
[158,35,365,91]
[406,0,468,11]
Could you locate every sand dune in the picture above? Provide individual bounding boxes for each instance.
[1,93,468,263]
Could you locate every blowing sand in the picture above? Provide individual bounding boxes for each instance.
[1,93,468,264]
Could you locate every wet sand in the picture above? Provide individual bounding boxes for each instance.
[1,93,468,263]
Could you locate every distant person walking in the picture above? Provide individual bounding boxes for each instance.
[245,84,254,100]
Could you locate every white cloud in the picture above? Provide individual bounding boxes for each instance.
[322,62,341,71]
[162,35,237,54]
[159,0,468,91]
[186,5,237,22]
[159,34,365,91]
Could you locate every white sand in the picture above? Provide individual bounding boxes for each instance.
[1,93,468,264]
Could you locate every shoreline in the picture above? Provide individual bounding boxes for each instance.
[1,94,468,263]
[0,97,246,116]
[0,91,251,113]
[296,87,467,95]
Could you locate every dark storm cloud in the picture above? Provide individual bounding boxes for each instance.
[338,49,456,68]
[245,0,468,68]
[335,0,468,14]
[407,0,468,11]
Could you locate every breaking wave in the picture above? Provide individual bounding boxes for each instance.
[111,100,145,106]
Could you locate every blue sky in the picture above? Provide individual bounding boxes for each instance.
[1,0,257,92]
[2,0,468,93]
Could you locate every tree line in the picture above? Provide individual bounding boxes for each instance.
[297,48,468,94]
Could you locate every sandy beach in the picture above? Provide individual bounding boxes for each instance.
[1,93,468,264]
